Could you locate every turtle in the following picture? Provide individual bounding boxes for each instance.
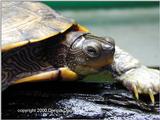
[2,2,160,104]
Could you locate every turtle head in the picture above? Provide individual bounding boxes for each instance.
[64,32,115,75]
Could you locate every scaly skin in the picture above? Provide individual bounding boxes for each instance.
[110,46,160,104]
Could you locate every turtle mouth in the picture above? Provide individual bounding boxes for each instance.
[74,59,113,76]
[74,65,99,75]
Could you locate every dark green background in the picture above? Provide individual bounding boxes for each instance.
[43,1,158,10]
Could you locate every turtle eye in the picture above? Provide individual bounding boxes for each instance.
[85,46,100,58]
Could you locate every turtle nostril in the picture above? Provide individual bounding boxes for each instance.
[103,37,115,53]
[102,44,114,52]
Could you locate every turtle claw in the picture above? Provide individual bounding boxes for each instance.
[133,84,139,100]
[116,66,160,104]
[149,89,155,104]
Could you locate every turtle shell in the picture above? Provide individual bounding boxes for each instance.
[2,2,76,52]
[2,2,91,91]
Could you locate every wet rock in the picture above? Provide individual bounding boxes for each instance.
[2,81,160,119]
[57,98,104,118]
[102,105,160,120]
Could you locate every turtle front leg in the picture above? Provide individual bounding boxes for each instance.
[110,46,160,104]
